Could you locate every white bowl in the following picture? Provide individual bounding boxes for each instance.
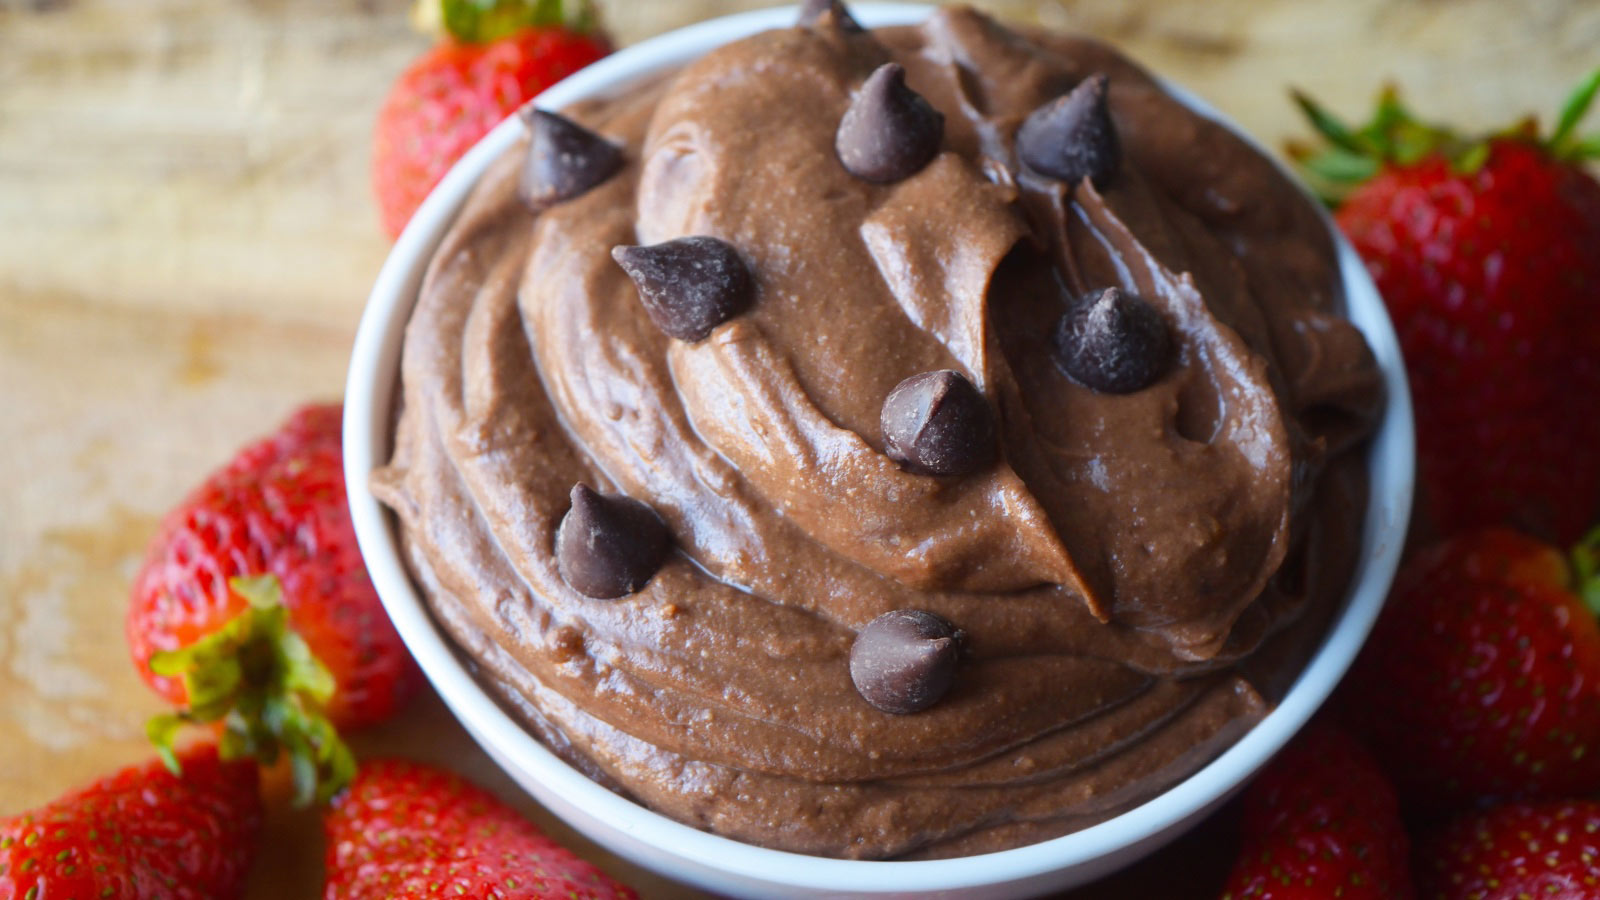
[344,5,1415,897]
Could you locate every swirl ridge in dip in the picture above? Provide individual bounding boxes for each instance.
[372,6,1384,860]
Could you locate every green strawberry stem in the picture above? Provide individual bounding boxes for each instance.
[1551,67,1600,154]
[146,575,356,808]
[1290,65,1600,204]
[415,0,600,44]
[1573,527,1600,618]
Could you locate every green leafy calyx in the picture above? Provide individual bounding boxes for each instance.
[1573,526,1600,619]
[146,575,356,807]
[1289,66,1600,203]
[415,0,600,44]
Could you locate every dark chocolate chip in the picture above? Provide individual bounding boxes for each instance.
[1017,72,1121,187]
[612,236,755,342]
[881,370,996,476]
[835,63,945,184]
[1054,287,1172,394]
[850,609,965,715]
[797,0,863,32]
[555,484,671,599]
[518,109,624,211]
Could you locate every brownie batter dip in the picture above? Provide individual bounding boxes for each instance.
[373,1,1384,859]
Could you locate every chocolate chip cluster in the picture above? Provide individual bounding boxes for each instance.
[512,0,1176,717]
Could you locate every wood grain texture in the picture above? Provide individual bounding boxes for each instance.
[1,1,1595,896]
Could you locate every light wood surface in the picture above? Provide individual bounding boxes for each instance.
[2,1,1595,896]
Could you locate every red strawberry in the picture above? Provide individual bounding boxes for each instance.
[323,759,637,899]
[372,0,610,238]
[1341,528,1600,813]
[127,403,418,804]
[0,744,261,900]
[1293,71,1600,544]
[1221,721,1415,899]
[1417,800,1600,900]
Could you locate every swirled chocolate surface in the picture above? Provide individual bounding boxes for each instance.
[373,5,1383,859]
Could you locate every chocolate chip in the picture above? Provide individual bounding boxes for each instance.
[612,237,755,342]
[850,609,965,715]
[798,0,863,32]
[518,109,624,211]
[1017,73,1121,187]
[881,370,996,476]
[1054,287,1172,394]
[836,63,945,184]
[555,484,671,599]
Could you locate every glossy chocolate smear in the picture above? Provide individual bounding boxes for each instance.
[880,370,997,476]
[612,236,755,342]
[1017,72,1120,187]
[836,63,945,183]
[555,484,671,599]
[850,609,965,715]
[798,0,863,33]
[519,109,624,211]
[1054,287,1172,394]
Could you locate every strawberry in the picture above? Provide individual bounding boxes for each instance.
[1341,527,1600,814]
[372,0,610,238]
[1293,71,1600,544]
[127,403,418,805]
[1417,800,1600,900]
[0,744,261,900]
[1220,721,1415,899]
[323,759,637,899]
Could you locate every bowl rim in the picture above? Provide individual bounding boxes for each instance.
[344,3,1415,893]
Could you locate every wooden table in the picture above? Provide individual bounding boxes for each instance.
[3,1,1594,895]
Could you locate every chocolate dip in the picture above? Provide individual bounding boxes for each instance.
[372,5,1384,859]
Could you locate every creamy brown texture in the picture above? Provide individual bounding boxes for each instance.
[373,6,1383,859]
